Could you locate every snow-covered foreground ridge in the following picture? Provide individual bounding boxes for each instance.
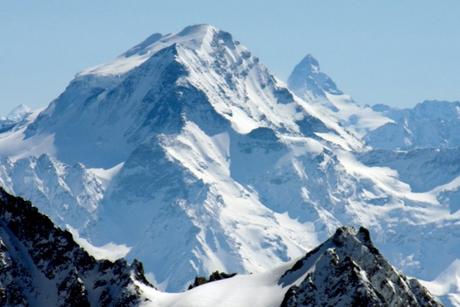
[0,188,441,307]
[0,24,459,303]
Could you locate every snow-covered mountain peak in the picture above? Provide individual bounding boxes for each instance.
[287,55,392,136]
[23,24,362,167]
[122,32,164,57]
[366,100,460,150]
[149,24,221,54]
[288,54,343,100]
[79,24,225,77]
[280,226,442,306]
[413,100,460,120]
[296,54,321,73]
[4,24,456,297]
[120,24,218,59]
[0,104,34,134]
[176,23,218,38]
[5,104,32,122]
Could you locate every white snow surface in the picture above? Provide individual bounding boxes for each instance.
[287,54,392,137]
[4,104,32,122]
[137,262,293,307]
[422,260,460,307]
[366,100,460,150]
[1,24,460,301]
[67,225,131,261]
[325,93,394,134]
[0,108,54,161]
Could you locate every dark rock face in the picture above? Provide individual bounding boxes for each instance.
[0,188,153,306]
[187,271,237,289]
[280,227,442,307]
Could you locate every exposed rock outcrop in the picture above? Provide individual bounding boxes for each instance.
[280,227,442,307]
[0,187,153,307]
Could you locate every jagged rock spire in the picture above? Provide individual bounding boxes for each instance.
[288,54,342,100]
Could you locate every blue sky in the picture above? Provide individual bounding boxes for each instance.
[1,0,460,115]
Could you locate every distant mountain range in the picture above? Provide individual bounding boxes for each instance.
[0,24,459,305]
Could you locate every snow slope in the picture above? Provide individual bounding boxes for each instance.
[366,100,460,150]
[0,104,32,134]
[136,227,440,307]
[422,260,460,307]
[0,24,459,299]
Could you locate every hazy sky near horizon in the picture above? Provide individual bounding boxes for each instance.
[1,0,460,115]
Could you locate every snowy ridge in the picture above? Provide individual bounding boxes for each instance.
[79,24,217,77]
[0,104,32,132]
[279,226,441,307]
[0,154,103,229]
[287,54,460,305]
[287,54,392,136]
[0,24,459,299]
[0,107,53,161]
[366,100,460,150]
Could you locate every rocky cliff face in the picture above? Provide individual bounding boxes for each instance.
[0,187,152,307]
[279,227,441,307]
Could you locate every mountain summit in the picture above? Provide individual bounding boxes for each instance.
[287,54,392,134]
[24,24,357,168]
[0,25,458,296]
[287,54,342,100]
[2,24,361,290]
[280,227,441,307]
